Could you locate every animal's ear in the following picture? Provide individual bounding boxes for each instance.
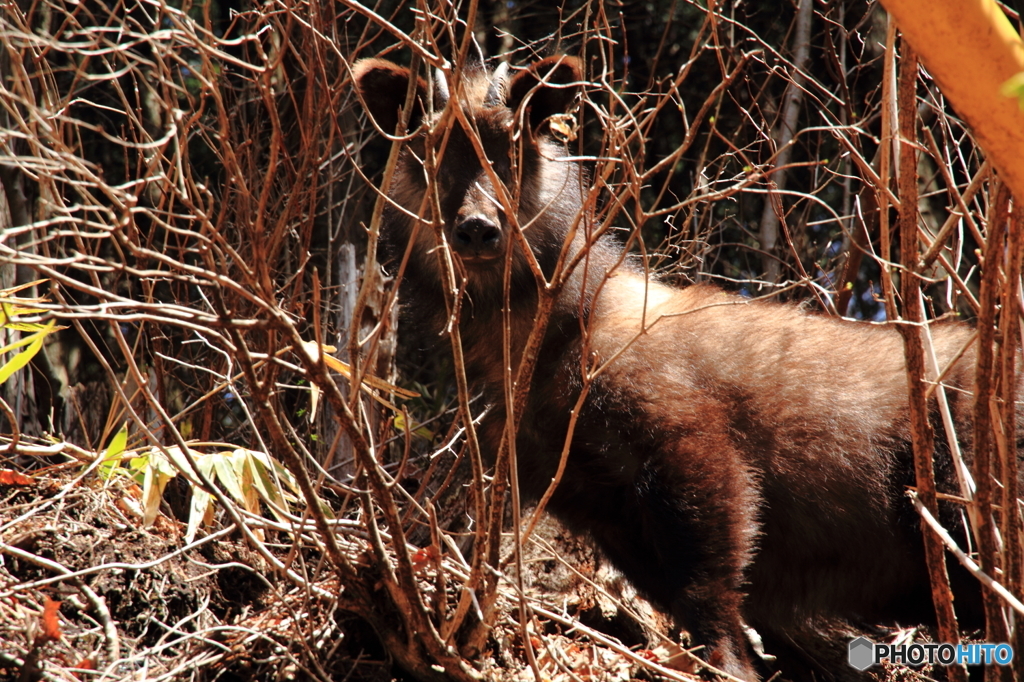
[352,58,431,134]
[508,56,582,132]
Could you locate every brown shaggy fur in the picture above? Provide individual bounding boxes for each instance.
[354,56,1000,680]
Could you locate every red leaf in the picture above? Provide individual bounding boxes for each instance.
[0,470,33,486]
[41,597,62,642]
[411,546,438,570]
[72,658,96,679]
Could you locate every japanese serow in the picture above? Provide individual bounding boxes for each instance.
[353,56,1005,680]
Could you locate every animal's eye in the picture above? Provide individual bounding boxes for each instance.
[487,160,510,183]
[430,175,450,196]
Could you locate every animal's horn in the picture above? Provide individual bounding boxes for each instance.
[484,62,510,108]
[434,67,450,107]
[469,34,486,68]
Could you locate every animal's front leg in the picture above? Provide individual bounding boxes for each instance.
[670,581,758,680]
[596,451,762,681]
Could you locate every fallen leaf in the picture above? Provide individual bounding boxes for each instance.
[0,470,33,486]
[72,658,96,679]
[40,597,62,642]
[411,545,438,571]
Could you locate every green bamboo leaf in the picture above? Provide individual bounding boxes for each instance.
[162,446,195,479]
[0,331,45,356]
[247,451,290,520]
[141,450,177,526]
[212,452,245,503]
[2,320,55,333]
[98,424,129,479]
[0,321,54,385]
[394,413,435,441]
[185,456,217,543]
[229,449,260,515]
[185,486,214,544]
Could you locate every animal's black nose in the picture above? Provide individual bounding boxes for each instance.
[453,216,502,255]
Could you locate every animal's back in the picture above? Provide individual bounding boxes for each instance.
[557,272,979,630]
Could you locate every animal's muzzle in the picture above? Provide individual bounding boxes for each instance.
[453,215,502,262]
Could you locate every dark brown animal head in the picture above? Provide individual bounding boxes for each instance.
[352,56,585,305]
